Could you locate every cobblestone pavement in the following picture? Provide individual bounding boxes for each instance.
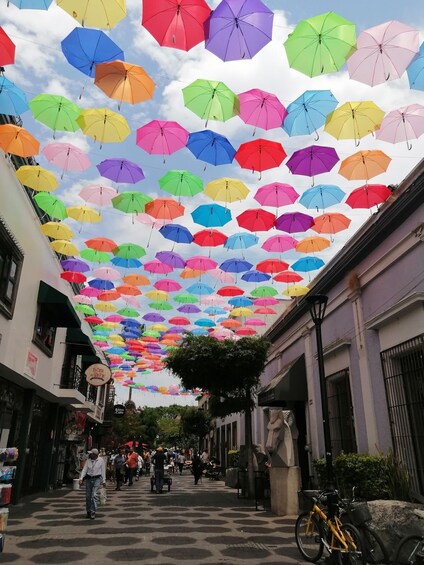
[2,472,308,564]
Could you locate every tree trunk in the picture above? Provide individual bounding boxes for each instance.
[244,392,255,499]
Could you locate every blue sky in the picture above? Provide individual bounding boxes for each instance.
[2,0,424,407]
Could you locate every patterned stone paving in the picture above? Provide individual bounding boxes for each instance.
[3,472,307,564]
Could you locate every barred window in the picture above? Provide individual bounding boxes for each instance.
[326,369,357,456]
[0,220,23,319]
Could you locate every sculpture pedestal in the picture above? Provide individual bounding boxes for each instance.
[269,466,301,516]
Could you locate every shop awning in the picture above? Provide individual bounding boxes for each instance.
[37,281,80,328]
[66,328,96,356]
[258,355,307,406]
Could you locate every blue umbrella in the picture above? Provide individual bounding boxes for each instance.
[228,296,253,307]
[120,331,140,339]
[283,90,338,139]
[187,130,236,166]
[121,319,142,327]
[61,27,125,77]
[195,318,216,327]
[191,328,210,335]
[220,258,253,273]
[88,278,114,290]
[111,257,142,269]
[299,184,345,211]
[105,346,126,354]
[204,306,227,315]
[407,42,424,91]
[0,76,28,115]
[241,269,271,283]
[187,283,215,295]
[8,0,53,8]
[224,232,258,250]
[192,203,232,228]
[291,256,325,272]
[159,224,193,244]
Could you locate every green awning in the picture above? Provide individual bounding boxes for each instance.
[66,327,96,355]
[37,281,80,328]
[258,355,307,406]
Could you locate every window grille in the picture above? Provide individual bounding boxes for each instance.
[326,369,357,456]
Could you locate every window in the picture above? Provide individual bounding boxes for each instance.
[33,305,57,356]
[0,219,23,319]
[326,369,357,456]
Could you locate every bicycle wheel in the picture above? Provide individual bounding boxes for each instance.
[393,535,424,565]
[337,523,366,565]
[295,511,324,562]
[361,527,390,564]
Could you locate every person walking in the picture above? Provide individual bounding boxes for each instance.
[177,452,185,475]
[113,448,125,491]
[152,447,166,494]
[125,446,139,486]
[192,452,203,485]
[79,448,106,519]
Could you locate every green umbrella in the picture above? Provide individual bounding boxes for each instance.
[113,242,146,259]
[159,170,203,199]
[250,285,278,298]
[143,330,161,338]
[148,301,173,311]
[34,192,67,220]
[74,304,96,315]
[112,191,152,214]
[173,293,199,304]
[121,354,136,361]
[182,79,240,125]
[80,248,111,263]
[117,307,140,317]
[284,12,356,77]
[29,94,81,135]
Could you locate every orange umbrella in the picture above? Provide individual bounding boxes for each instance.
[85,237,117,252]
[311,213,351,235]
[122,274,150,286]
[116,284,142,296]
[94,60,155,109]
[220,319,241,328]
[180,267,205,279]
[0,124,39,157]
[295,236,331,254]
[145,198,185,220]
[98,289,121,301]
[339,150,391,181]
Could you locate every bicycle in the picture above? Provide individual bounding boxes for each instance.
[295,489,365,564]
[393,535,424,565]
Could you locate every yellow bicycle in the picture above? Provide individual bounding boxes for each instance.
[295,489,365,564]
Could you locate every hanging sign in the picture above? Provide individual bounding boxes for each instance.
[113,404,126,418]
[85,363,112,386]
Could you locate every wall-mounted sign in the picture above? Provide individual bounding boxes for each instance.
[85,363,112,387]
[113,404,126,418]
[25,351,38,379]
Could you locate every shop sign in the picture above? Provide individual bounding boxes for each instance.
[113,404,126,418]
[85,363,112,386]
[24,351,38,379]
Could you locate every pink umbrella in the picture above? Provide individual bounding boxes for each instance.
[122,296,142,307]
[144,259,174,274]
[201,295,225,306]
[42,142,91,178]
[262,234,298,253]
[253,297,279,306]
[347,20,419,86]
[136,120,189,158]
[238,88,287,134]
[80,286,102,297]
[154,278,182,292]
[134,212,173,246]
[208,268,235,283]
[91,266,121,280]
[254,182,299,210]
[185,255,218,271]
[79,184,118,207]
[375,104,424,149]
[245,318,266,326]
[105,314,125,322]
[73,294,93,305]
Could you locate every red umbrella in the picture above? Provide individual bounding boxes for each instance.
[60,271,87,283]
[236,208,275,232]
[193,229,228,247]
[346,184,392,209]
[235,138,286,175]
[145,197,185,220]
[0,27,16,66]
[311,212,351,235]
[168,316,190,325]
[142,0,211,51]
[254,307,277,315]
[256,259,289,274]
[85,237,117,252]
[236,327,257,336]
[273,271,303,283]
[84,315,104,325]
[217,285,244,297]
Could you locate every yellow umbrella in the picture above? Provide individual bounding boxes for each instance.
[40,222,74,240]
[144,289,170,301]
[325,101,385,145]
[95,302,117,312]
[95,61,155,109]
[295,236,330,254]
[282,285,310,297]
[230,307,253,317]
[103,322,121,329]
[16,165,58,192]
[76,108,130,147]
[67,205,102,223]
[150,323,168,332]
[56,0,126,29]
[204,178,249,204]
[49,239,79,256]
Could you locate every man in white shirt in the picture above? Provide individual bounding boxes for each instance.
[79,448,106,519]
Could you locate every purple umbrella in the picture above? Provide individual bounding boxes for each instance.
[97,158,145,184]
[205,0,274,62]
[61,258,90,272]
[168,326,185,334]
[143,313,165,322]
[156,251,186,269]
[275,212,314,234]
[286,145,339,185]
[177,304,202,314]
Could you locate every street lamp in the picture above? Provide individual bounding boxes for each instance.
[306,294,334,488]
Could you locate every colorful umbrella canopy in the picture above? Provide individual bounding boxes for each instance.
[123,274,150,286]
[113,243,146,259]
[141,0,211,51]
[41,222,74,240]
[204,178,249,204]
[159,223,193,244]
[154,279,182,292]
[16,165,58,192]
[111,257,142,269]
[174,293,198,304]
[56,0,126,29]
[192,204,232,228]
[42,142,91,178]
[61,27,124,78]
[144,259,174,274]
[50,239,79,256]
[156,251,186,268]
[220,258,253,273]
[273,271,303,284]
[0,76,28,116]
[145,198,185,220]
[177,304,200,314]
[325,101,385,145]
[182,79,239,125]
[76,108,130,146]
[296,236,331,254]
[256,259,288,274]
[29,94,81,136]
[159,170,203,199]
[261,234,298,253]
[80,248,110,263]
[238,88,286,132]
[79,184,118,207]
[407,42,424,91]
[67,205,101,223]
[311,212,351,235]
[283,90,338,138]
[284,11,356,77]
[209,268,235,283]
[34,192,67,219]
[375,104,424,149]
[0,27,16,66]
[0,124,39,157]
[186,282,214,295]
[254,182,298,209]
[217,285,243,296]
[97,158,145,184]
[9,0,53,8]
[235,138,286,174]
[345,184,392,209]
[186,256,218,271]
[339,150,392,181]
[241,270,271,283]
[276,212,314,233]
[299,184,345,211]
[136,120,189,156]
[224,232,258,250]
[187,130,236,166]
[61,258,90,272]
[282,285,310,297]
[92,267,121,280]
[95,61,155,108]
[347,20,419,86]
[193,229,227,248]
[205,0,273,62]
[286,145,339,179]
[250,285,278,297]
[291,256,325,272]
[86,237,117,252]
[236,208,275,232]
[112,191,152,214]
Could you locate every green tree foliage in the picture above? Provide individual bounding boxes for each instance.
[180,406,210,450]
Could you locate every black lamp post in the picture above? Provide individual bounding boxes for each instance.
[307,294,334,488]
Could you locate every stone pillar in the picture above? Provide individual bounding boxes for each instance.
[269,466,301,516]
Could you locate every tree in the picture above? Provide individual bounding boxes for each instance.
[180,406,210,452]
[165,334,270,497]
